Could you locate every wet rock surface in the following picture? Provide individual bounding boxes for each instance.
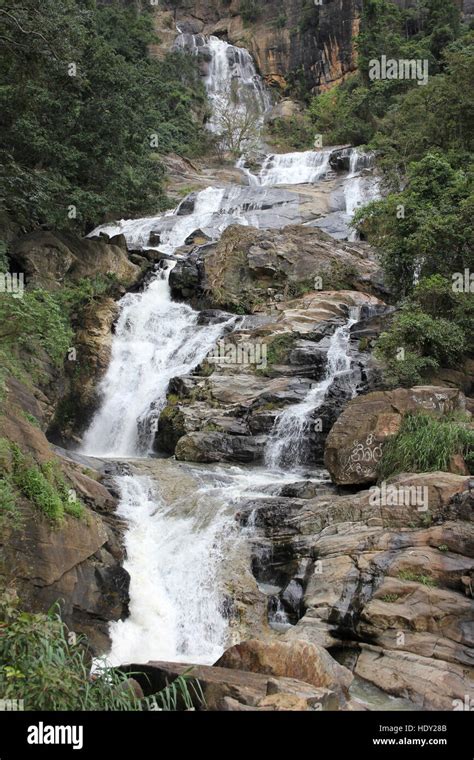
[325,387,469,485]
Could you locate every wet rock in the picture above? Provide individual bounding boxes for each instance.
[175,432,266,463]
[124,660,340,711]
[11,231,141,291]
[215,638,353,695]
[324,386,468,485]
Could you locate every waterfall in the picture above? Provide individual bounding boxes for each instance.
[344,149,380,238]
[256,149,332,186]
[107,474,234,665]
[80,32,381,668]
[175,33,272,132]
[265,312,359,470]
[82,267,231,457]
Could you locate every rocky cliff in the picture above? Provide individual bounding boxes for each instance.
[155,0,362,94]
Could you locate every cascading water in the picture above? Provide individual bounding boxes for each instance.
[256,149,332,187]
[265,311,359,470]
[107,473,234,665]
[175,33,272,132]
[344,149,380,239]
[81,33,380,668]
[82,266,231,458]
[91,184,303,253]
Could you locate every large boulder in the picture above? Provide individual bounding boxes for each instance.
[11,231,141,290]
[123,660,340,711]
[170,224,384,310]
[324,386,468,485]
[355,645,474,711]
[214,638,353,695]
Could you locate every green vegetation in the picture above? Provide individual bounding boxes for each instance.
[375,276,472,386]
[354,154,474,297]
[310,0,464,149]
[267,115,315,151]
[0,477,23,530]
[0,597,203,711]
[240,0,261,24]
[0,274,123,396]
[10,445,85,523]
[1,0,208,234]
[397,570,437,587]
[264,334,295,368]
[308,2,473,334]
[378,412,473,481]
[380,593,401,603]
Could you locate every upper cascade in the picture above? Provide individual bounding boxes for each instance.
[174,32,272,131]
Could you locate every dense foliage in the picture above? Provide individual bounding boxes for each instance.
[1,0,208,234]
[0,597,202,710]
[378,412,474,480]
[375,276,473,386]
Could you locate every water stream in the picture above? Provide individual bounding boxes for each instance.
[82,33,380,669]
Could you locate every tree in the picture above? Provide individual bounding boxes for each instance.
[0,0,208,234]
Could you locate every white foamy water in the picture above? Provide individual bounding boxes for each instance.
[82,268,231,457]
[344,149,380,239]
[265,312,359,470]
[175,33,272,132]
[108,473,233,665]
[257,149,332,186]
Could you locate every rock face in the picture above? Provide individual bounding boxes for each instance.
[11,231,141,290]
[0,378,129,653]
[170,224,385,310]
[214,638,353,695]
[156,289,386,464]
[324,386,469,485]
[237,474,473,710]
[166,0,361,94]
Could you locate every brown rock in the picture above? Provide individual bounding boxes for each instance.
[324,386,468,485]
[11,231,141,291]
[214,638,353,694]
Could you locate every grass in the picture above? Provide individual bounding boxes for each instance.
[10,445,85,524]
[398,570,437,587]
[0,598,204,711]
[257,334,295,376]
[0,477,23,530]
[378,412,474,481]
[380,593,401,603]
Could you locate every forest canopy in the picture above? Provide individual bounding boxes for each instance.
[0,0,208,234]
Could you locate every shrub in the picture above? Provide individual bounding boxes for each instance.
[240,0,260,24]
[0,598,203,711]
[375,306,466,386]
[378,412,474,480]
[11,446,85,523]
[267,114,315,151]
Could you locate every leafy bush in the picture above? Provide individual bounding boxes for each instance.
[267,114,315,151]
[374,274,472,386]
[378,412,474,480]
[354,154,474,297]
[11,446,85,523]
[375,306,466,386]
[0,598,203,711]
[240,0,260,24]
